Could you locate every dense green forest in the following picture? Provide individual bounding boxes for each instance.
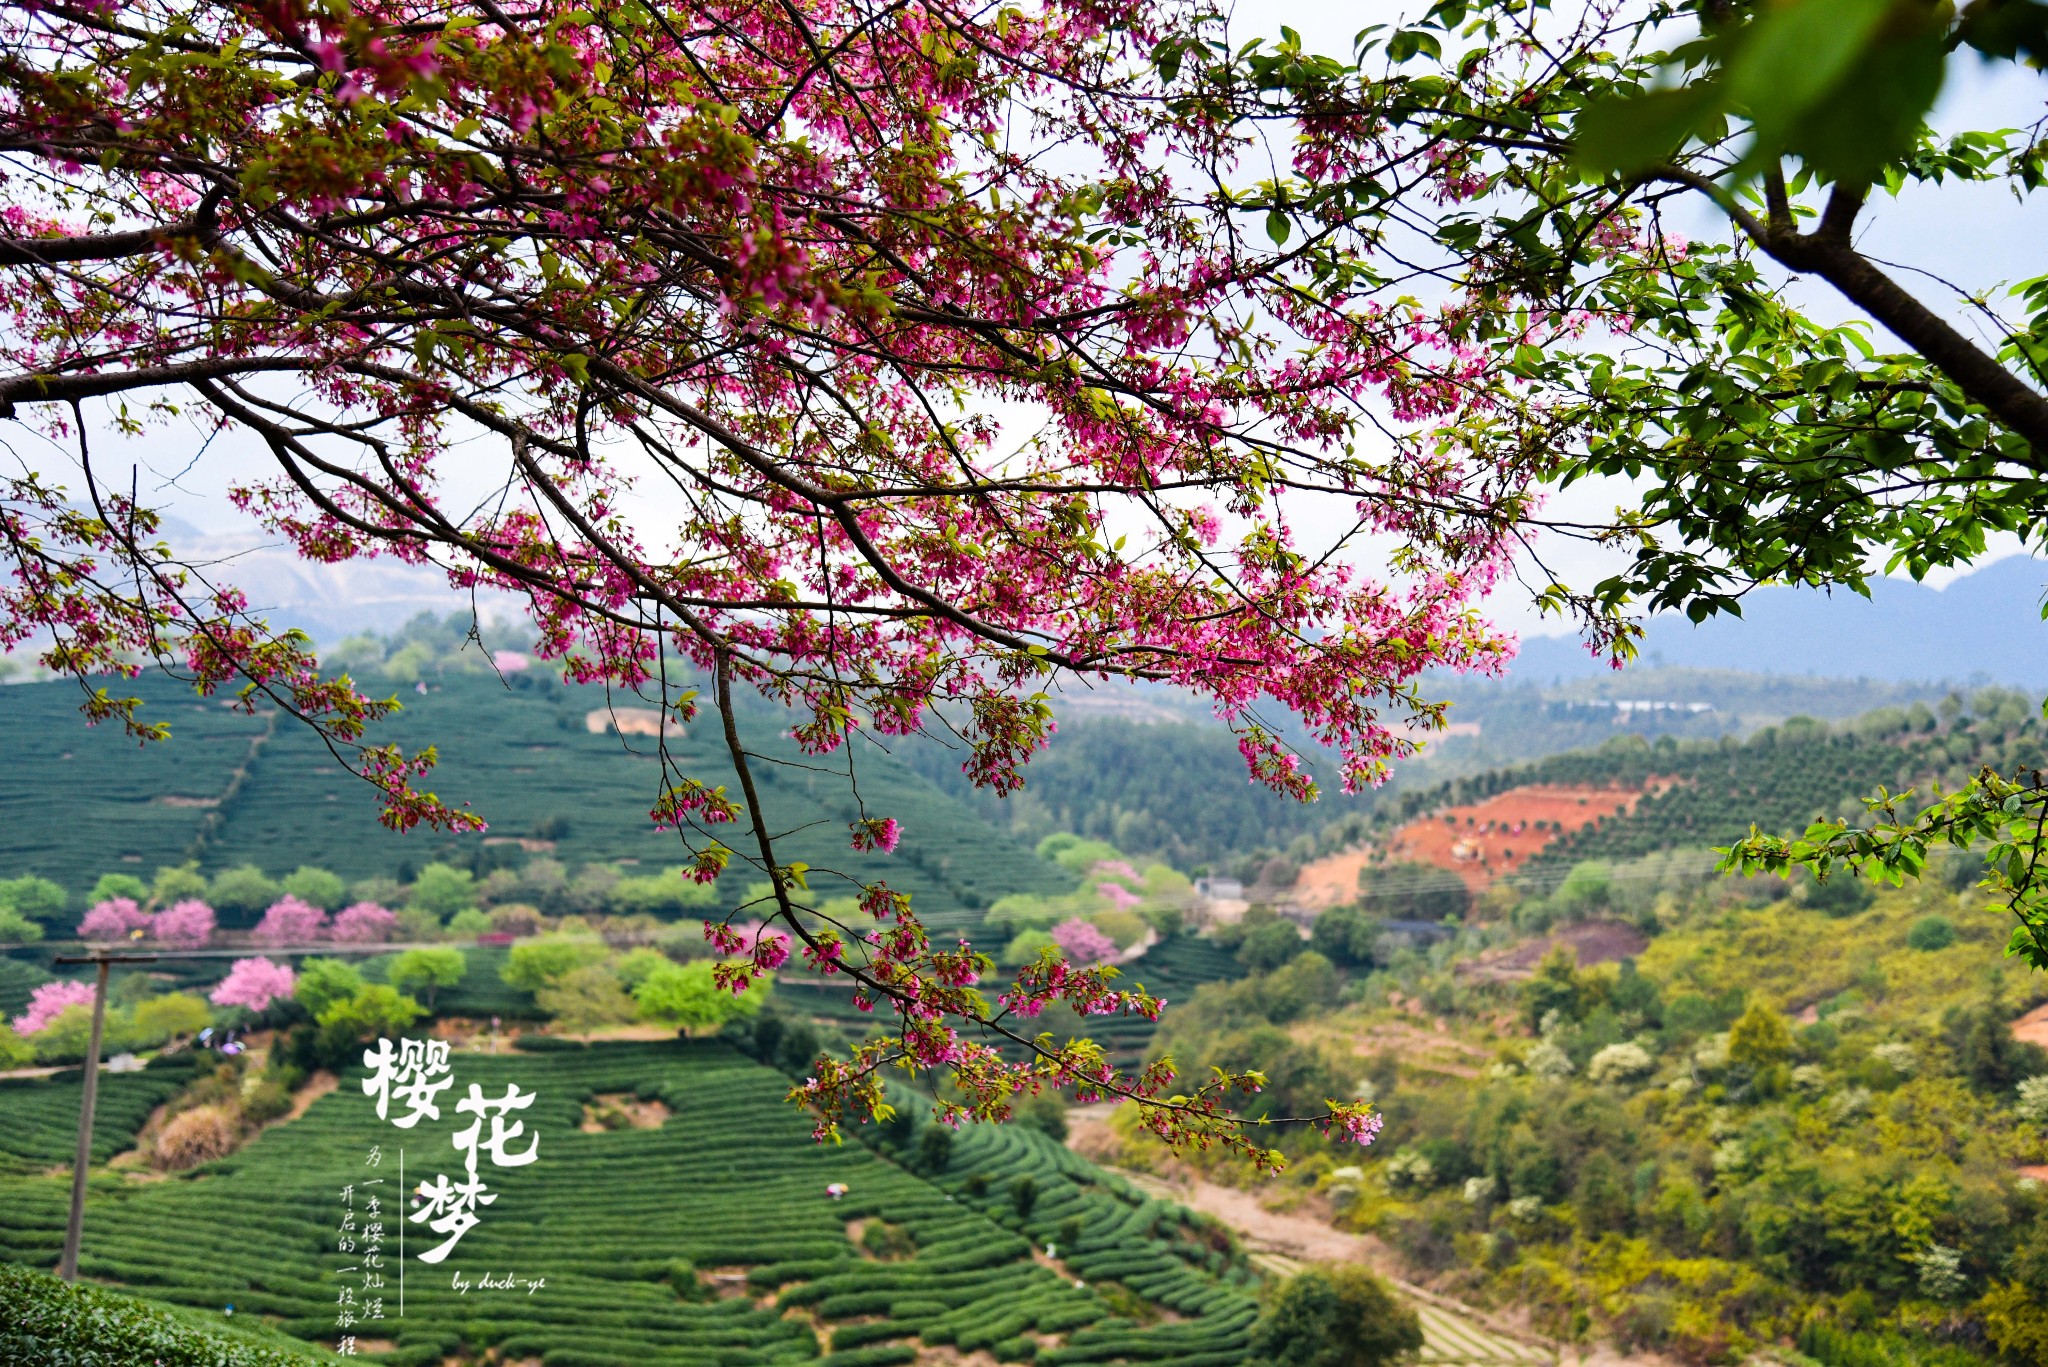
[898,717,1379,871]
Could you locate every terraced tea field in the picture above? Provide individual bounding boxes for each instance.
[0,1040,1263,1366]
[0,954,52,1018]
[0,675,1069,927]
[0,1057,196,1174]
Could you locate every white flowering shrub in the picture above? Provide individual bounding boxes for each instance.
[1525,1040,1575,1079]
[1828,1086,1874,1121]
[1871,1042,1918,1076]
[2016,1075,2048,1123]
[1587,1042,1655,1085]
[1916,1243,1966,1301]
[1790,1064,1828,1092]
[1383,1149,1436,1190]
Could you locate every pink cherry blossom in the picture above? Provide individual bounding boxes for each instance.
[1051,918,1118,966]
[1095,883,1142,913]
[78,897,149,940]
[251,896,328,946]
[12,980,97,1035]
[0,0,1500,1167]
[151,899,216,948]
[329,902,398,944]
[209,958,296,1013]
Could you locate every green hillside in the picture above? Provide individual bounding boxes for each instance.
[0,1039,1262,1367]
[0,1057,197,1174]
[1379,688,2045,873]
[0,672,1069,927]
[901,716,1379,870]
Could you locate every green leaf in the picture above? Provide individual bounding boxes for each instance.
[1265,210,1291,245]
[1385,29,1442,63]
[1575,85,1721,174]
[1723,0,1893,127]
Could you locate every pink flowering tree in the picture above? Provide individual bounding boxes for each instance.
[151,899,217,948]
[11,980,97,1035]
[250,896,329,947]
[0,0,1558,1163]
[329,902,398,944]
[1095,883,1144,914]
[209,958,297,1014]
[1051,919,1120,968]
[1091,861,1144,888]
[78,898,150,941]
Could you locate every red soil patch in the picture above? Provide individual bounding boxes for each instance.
[1294,848,1381,910]
[2013,1001,2048,1050]
[1385,784,1651,888]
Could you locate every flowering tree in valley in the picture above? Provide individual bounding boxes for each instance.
[77,898,150,941]
[150,898,217,948]
[329,901,399,944]
[250,896,329,946]
[0,0,1559,1161]
[210,957,298,1013]
[1095,883,1143,915]
[11,979,97,1035]
[1051,919,1119,968]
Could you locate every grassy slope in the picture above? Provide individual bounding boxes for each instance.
[0,1039,1260,1367]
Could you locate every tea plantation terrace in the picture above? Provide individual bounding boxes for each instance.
[0,1040,1263,1366]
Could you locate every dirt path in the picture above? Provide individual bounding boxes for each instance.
[1067,1107,1688,1367]
[1067,1107,1557,1363]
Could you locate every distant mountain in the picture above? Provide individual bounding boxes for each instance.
[1510,555,2048,687]
[162,516,2047,690]
[167,529,523,642]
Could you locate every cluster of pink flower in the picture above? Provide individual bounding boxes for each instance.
[1051,917,1118,966]
[209,958,297,1013]
[1094,883,1142,914]
[0,0,1484,1163]
[250,897,396,946]
[77,897,216,948]
[10,980,97,1035]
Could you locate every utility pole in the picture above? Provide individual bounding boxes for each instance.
[53,951,154,1281]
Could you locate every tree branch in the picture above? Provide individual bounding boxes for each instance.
[1651,164,2048,455]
